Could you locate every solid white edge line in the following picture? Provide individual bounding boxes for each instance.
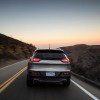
[71,80,99,100]
[0,60,28,71]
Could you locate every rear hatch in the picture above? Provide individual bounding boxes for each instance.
[28,49,71,77]
[29,60,70,72]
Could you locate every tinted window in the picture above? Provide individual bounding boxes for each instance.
[33,52,66,60]
[35,50,64,53]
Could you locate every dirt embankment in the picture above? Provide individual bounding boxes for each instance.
[61,44,100,83]
[0,33,36,68]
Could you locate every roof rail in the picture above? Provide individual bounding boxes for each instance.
[56,48,64,51]
[36,48,39,50]
[34,48,39,52]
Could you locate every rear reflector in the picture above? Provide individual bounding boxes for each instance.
[61,58,70,63]
[30,58,41,62]
[30,71,39,76]
[63,72,71,76]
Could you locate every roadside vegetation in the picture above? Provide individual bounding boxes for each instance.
[0,33,36,68]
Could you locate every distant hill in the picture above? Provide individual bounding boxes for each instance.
[0,33,36,67]
[61,44,100,83]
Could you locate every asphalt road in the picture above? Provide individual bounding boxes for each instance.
[0,60,100,100]
[0,60,28,84]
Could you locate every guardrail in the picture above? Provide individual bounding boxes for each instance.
[72,72,100,89]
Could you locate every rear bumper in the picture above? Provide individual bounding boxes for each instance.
[32,77,70,83]
[27,70,71,83]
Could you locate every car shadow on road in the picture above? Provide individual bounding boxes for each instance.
[26,82,70,90]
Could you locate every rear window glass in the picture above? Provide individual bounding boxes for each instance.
[33,52,67,60]
[35,50,64,53]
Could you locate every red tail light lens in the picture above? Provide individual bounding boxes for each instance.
[61,58,70,63]
[30,71,40,76]
[30,58,41,62]
[63,72,71,76]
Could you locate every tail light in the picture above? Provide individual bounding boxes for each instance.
[61,58,70,63]
[30,71,40,76]
[63,72,71,76]
[30,57,41,62]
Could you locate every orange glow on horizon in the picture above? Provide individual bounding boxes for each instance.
[23,33,100,43]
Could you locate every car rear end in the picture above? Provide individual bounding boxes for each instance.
[27,49,71,87]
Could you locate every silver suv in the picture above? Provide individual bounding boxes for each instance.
[27,49,71,87]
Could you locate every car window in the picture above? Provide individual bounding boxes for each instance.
[33,52,66,60]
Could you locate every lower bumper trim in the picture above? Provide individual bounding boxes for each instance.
[33,78,67,83]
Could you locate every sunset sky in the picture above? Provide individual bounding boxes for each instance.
[0,0,100,48]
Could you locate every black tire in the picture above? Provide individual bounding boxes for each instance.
[26,74,33,87]
[63,77,70,87]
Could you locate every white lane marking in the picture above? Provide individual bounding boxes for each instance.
[0,60,28,71]
[71,80,99,100]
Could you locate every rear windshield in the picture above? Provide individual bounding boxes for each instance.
[33,52,67,60]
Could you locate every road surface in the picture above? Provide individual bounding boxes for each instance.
[0,60,100,100]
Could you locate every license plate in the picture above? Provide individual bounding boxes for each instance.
[46,72,55,76]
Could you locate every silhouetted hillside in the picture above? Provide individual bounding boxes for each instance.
[61,44,100,83]
[0,33,36,67]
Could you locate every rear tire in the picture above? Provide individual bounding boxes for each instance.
[26,74,33,87]
[63,77,70,87]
